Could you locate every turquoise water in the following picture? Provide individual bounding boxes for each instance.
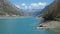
[0,17,59,34]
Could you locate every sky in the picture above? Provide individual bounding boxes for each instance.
[9,0,54,9]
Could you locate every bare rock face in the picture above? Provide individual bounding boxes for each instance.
[45,21,60,28]
[0,0,23,16]
[37,21,60,32]
[44,21,60,32]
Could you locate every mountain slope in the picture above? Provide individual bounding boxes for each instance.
[22,9,42,16]
[41,0,60,21]
[0,0,23,16]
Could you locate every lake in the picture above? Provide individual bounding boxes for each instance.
[0,17,59,34]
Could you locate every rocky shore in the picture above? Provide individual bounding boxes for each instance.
[37,21,60,31]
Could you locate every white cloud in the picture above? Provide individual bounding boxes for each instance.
[30,3,39,7]
[21,2,46,9]
[21,3,26,6]
[25,6,28,9]
[38,2,46,6]
[30,2,46,7]
[21,3,28,9]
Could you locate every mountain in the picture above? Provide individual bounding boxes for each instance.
[0,0,42,17]
[22,9,43,16]
[0,0,23,16]
[41,0,60,21]
[29,9,42,16]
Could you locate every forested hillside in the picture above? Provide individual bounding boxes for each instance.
[41,0,60,21]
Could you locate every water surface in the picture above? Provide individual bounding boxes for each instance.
[0,17,59,34]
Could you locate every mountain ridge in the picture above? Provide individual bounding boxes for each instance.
[0,0,23,16]
[41,0,60,21]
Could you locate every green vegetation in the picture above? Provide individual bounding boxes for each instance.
[42,0,60,21]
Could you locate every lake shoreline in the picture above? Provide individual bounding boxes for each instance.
[0,16,42,19]
[37,21,60,31]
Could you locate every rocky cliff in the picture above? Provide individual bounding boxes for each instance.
[0,0,23,16]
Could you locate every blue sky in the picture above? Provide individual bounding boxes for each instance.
[9,0,54,9]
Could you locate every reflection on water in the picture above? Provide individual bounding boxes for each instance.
[0,17,60,34]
